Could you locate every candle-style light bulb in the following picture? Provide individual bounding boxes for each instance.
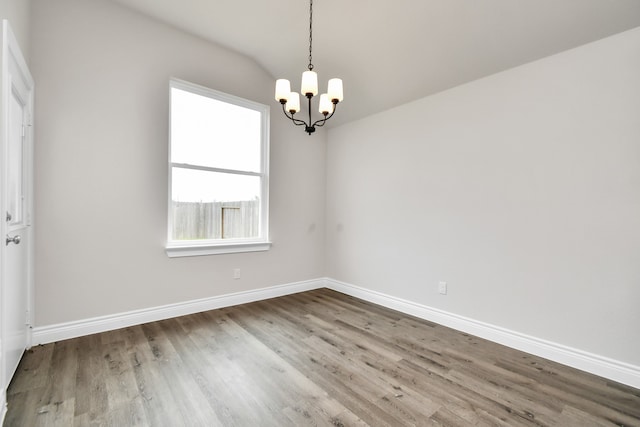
[275,79,291,102]
[327,78,344,102]
[301,70,318,97]
[319,94,333,115]
[286,92,301,113]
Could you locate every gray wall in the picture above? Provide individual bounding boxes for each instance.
[31,0,326,325]
[326,27,640,366]
[28,0,640,371]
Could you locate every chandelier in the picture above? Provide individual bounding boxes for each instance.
[274,0,343,135]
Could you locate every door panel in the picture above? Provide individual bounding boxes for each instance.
[7,91,24,227]
[3,86,29,387]
[3,228,28,383]
[1,19,34,395]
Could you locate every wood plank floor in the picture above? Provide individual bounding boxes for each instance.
[5,289,640,426]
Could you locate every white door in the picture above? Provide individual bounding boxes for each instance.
[1,20,34,394]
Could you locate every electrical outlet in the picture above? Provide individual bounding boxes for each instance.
[233,268,241,279]
[438,281,447,295]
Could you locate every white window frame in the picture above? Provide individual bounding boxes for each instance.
[166,79,270,257]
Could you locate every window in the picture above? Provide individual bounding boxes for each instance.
[166,79,270,257]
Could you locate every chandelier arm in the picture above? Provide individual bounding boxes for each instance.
[312,116,328,128]
[281,103,310,127]
[290,115,310,127]
[292,119,309,127]
[311,102,338,128]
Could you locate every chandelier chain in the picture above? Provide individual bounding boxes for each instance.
[308,0,314,70]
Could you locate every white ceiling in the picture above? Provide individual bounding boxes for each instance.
[109,0,640,127]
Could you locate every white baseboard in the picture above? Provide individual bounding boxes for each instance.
[30,277,640,389]
[324,278,640,390]
[31,279,324,345]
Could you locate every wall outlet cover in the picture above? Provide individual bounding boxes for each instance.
[438,281,447,295]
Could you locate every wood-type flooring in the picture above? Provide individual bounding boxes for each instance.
[5,289,640,426]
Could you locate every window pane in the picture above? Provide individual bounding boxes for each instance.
[171,167,261,240]
[171,88,261,172]
[167,80,270,253]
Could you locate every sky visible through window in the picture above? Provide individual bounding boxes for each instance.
[171,88,261,203]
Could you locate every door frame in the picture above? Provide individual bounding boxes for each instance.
[0,19,34,418]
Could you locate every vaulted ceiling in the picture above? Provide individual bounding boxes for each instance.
[109,0,640,127]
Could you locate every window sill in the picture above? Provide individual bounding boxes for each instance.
[166,241,272,258]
